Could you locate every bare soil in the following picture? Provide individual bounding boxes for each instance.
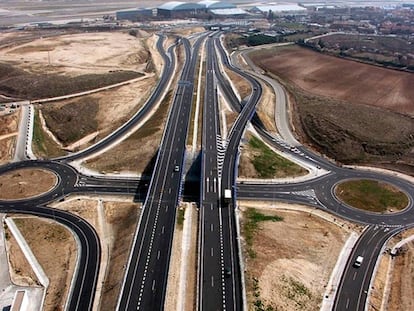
[165,203,198,311]
[39,74,156,149]
[51,197,141,311]
[84,43,185,174]
[12,216,77,311]
[386,241,414,311]
[224,67,251,100]
[250,45,414,175]
[256,80,277,133]
[251,45,414,116]
[0,110,19,164]
[5,223,39,287]
[0,168,56,200]
[239,203,351,311]
[0,32,152,76]
[368,228,414,311]
[84,89,173,174]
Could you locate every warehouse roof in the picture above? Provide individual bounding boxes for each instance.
[158,1,203,11]
[210,8,246,15]
[198,1,236,9]
[253,4,306,13]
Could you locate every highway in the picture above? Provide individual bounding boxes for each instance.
[116,35,204,310]
[0,29,414,311]
[198,36,237,311]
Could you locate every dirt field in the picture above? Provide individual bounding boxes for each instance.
[225,67,251,100]
[385,240,414,311]
[8,31,161,156]
[251,45,414,116]
[239,202,354,311]
[0,110,19,164]
[256,80,277,133]
[84,43,186,174]
[5,223,40,287]
[39,74,156,149]
[0,32,152,76]
[10,216,77,311]
[0,168,56,200]
[250,45,414,175]
[51,196,141,311]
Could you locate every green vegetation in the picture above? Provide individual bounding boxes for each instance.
[32,108,65,158]
[177,208,185,229]
[281,276,313,309]
[252,277,275,311]
[248,136,306,178]
[243,208,283,258]
[336,179,409,213]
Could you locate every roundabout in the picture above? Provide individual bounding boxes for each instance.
[334,179,409,214]
[0,168,57,201]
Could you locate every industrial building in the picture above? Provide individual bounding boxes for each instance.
[116,8,155,21]
[157,1,204,18]
[251,4,307,16]
[198,0,236,10]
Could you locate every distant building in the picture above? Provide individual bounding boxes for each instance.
[251,4,307,16]
[198,0,236,10]
[157,1,204,18]
[116,8,155,21]
[210,8,248,18]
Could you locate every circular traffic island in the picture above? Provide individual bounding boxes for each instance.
[335,179,409,213]
[0,168,57,200]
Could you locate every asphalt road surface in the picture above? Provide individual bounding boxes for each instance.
[116,35,204,310]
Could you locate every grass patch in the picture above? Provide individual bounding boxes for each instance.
[177,208,185,229]
[249,136,306,178]
[336,179,409,213]
[251,277,275,311]
[32,108,65,158]
[281,275,313,309]
[243,208,283,258]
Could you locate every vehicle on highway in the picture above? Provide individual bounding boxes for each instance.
[353,255,364,268]
[224,188,232,204]
[174,165,180,172]
[224,267,231,278]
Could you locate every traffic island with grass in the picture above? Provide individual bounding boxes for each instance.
[335,179,409,213]
[239,135,307,179]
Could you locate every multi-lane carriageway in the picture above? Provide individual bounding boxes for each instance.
[0,30,413,311]
[116,36,203,310]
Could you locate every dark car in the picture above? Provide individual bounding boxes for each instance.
[224,267,231,278]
